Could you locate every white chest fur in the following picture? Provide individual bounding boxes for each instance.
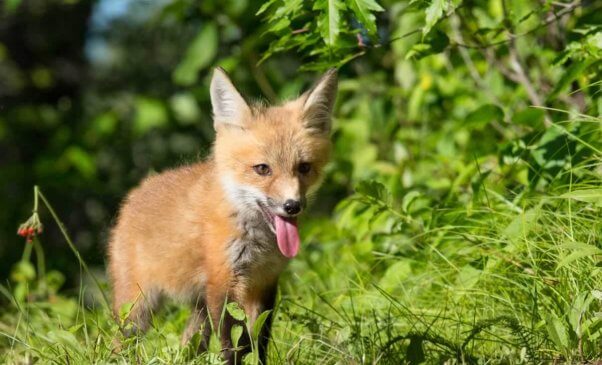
[227,210,288,285]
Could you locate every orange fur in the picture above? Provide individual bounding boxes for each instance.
[107,68,337,364]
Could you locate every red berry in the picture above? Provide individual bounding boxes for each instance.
[27,227,35,235]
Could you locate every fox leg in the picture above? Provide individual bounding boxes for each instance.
[181,296,212,352]
[111,274,159,336]
[256,285,278,365]
[206,286,250,365]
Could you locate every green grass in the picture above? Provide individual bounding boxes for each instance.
[1,119,601,364]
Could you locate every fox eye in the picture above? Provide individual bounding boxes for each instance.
[298,162,311,174]
[253,164,272,176]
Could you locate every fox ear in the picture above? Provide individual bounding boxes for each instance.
[210,67,250,129]
[301,69,338,134]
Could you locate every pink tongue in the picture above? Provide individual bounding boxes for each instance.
[274,215,300,258]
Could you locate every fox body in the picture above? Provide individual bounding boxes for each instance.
[107,68,337,363]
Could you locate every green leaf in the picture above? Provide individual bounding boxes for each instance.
[4,0,21,12]
[456,265,481,289]
[402,191,421,213]
[172,22,218,86]
[170,93,200,125]
[465,104,504,129]
[546,313,569,350]
[379,261,412,291]
[10,261,36,283]
[315,0,344,46]
[252,310,272,341]
[503,208,540,246]
[348,0,384,35]
[119,302,134,321]
[560,189,602,207]
[63,146,96,178]
[547,60,592,102]
[405,30,449,59]
[47,330,83,355]
[423,0,447,36]
[256,0,277,15]
[558,242,602,268]
[226,302,246,321]
[134,97,168,135]
[512,107,545,128]
[230,324,243,347]
[355,180,390,206]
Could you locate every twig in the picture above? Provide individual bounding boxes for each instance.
[453,0,583,49]
[501,0,553,127]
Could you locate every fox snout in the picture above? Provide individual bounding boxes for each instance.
[268,197,306,217]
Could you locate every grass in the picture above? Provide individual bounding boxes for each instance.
[1,118,601,364]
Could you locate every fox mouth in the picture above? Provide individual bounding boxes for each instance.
[257,201,277,233]
[256,200,300,258]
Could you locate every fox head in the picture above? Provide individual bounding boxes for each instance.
[210,68,337,257]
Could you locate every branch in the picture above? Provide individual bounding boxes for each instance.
[452,0,583,49]
[501,0,552,127]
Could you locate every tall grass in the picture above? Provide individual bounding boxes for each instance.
[1,117,601,364]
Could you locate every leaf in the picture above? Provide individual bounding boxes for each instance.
[423,0,447,36]
[503,209,539,245]
[406,30,449,59]
[379,261,412,291]
[63,146,96,178]
[465,104,504,129]
[456,265,482,289]
[547,60,592,102]
[252,310,272,341]
[256,0,277,15]
[226,302,246,321]
[134,97,168,136]
[561,189,602,207]
[47,330,83,355]
[315,0,344,46]
[172,22,218,86]
[4,0,21,12]
[230,324,243,347]
[10,261,36,283]
[119,302,134,321]
[558,242,602,268]
[355,180,390,206]
[546,313,569,350]
[402,191,421,213]
[170,93,200,125]
[512,107,545,128]
[348,0,384,35]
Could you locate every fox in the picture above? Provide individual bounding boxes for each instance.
[107,67,337,364]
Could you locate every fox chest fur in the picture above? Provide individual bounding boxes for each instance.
[227,209,288,289]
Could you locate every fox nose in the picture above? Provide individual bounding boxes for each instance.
[283,199,301,215]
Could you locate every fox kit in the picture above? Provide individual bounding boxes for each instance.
[108,68,337,363]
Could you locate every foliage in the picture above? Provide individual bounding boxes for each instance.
[1,0,601,363]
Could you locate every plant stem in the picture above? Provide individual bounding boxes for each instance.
[35,186,112,310]
[33,239,47,296]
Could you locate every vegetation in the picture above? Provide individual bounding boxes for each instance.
[1,0,601,363]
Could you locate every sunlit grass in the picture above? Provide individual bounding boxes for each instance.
[1,120,601,364]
